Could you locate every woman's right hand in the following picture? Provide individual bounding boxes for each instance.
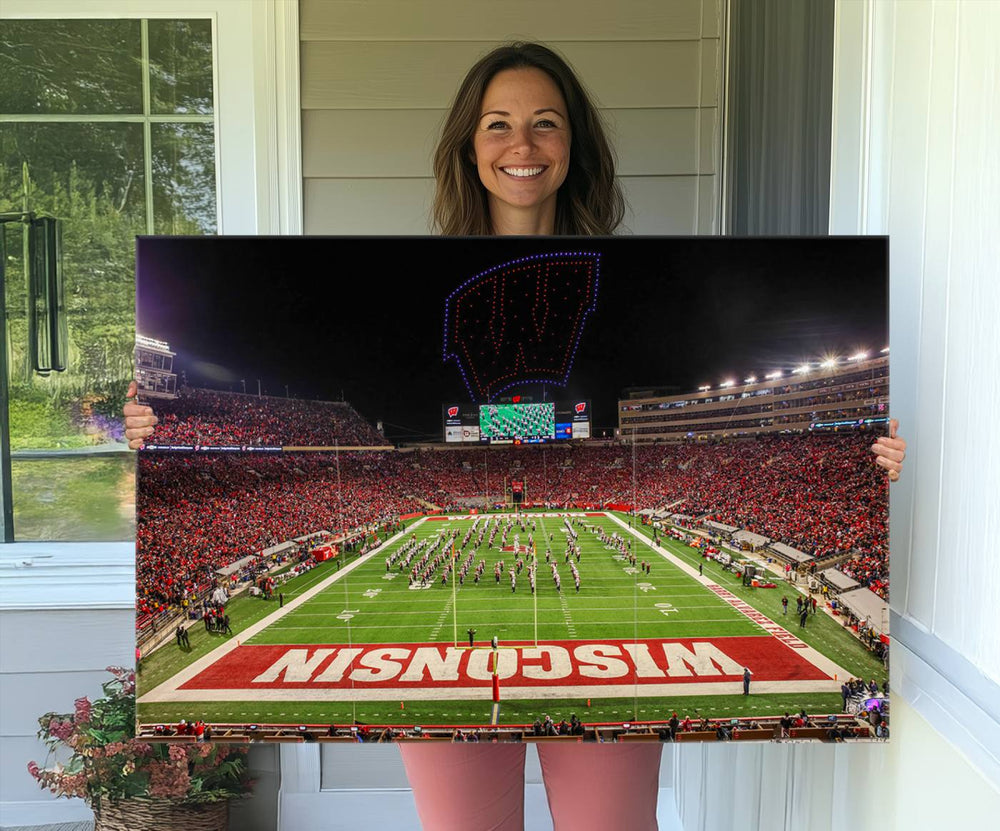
[124,380,158,450]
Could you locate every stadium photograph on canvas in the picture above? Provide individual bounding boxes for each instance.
[135,236,890,744]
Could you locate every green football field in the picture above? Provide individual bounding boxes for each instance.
[138,511,887,728]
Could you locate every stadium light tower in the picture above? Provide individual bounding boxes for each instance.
[849,351,869,362]
[719,380,734,388]
[765,371,782,380]
[744,375,757,384]
[820,358,838,369]
[793,364,811,375]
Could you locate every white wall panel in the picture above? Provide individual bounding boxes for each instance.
[302,41,704,110]
[701,0,722,39]
[908,0,958,641]
[886,694,1000,825]
[932,1,1000,674]
[0,670,110,737]
[304,178,434,234]
[620,176,701,234]
[301,0,705,42]
[753,744,792,831]
[885,0,938,629]
[0,610,134,674]
[320,743,410,789]
[302,110,445,178]
[728,744,763,826]
[697,175,720,234]
[699,38,720,107]
[672,744,704,830]
[698,107,718,176]
[607,110,707,176]
[786,744,836,828]
[1,736,80,804]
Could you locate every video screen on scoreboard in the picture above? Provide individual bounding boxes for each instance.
[480,403,554,442]
[443,400,590,443]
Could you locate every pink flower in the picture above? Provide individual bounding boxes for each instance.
[48,719,74,742]
[128,740,152,756]
[74,697,92,724]
[168,745,187,762]
[60,772,88,799]
[147,760,190,799]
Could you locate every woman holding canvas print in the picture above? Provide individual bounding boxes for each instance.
[124,42,905,830]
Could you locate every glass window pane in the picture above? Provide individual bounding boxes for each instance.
[11,457,135,541]
[148,19,215,115]
[0,20,142,114]
[0,16,218,543]
[151,123,217,234]
[2,122,144,541]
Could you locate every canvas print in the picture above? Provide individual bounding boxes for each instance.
[135,236,890,744]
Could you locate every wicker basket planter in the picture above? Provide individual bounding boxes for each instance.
[94,798,229,831]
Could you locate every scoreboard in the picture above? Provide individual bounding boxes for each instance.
[443,401,591,444]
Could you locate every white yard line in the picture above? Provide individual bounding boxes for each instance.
[138,519,425,704]
[428,594,454,641]
[604,513,852,683]
[141,679,839,704]
[558,593,577,637]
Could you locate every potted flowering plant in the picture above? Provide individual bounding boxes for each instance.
[28,666,253,830]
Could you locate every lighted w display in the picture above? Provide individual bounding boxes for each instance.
[443,252,601,402]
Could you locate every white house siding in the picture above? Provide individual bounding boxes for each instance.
[300,0,723,235]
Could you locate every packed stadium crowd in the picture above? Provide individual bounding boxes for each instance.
[137,431,888,615]
[148,388,389,447]
[136,451,419,615]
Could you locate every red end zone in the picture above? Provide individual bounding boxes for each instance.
[178,636,829,692]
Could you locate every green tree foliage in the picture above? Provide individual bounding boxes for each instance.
[2,152,141,447]
[1,19,215,449]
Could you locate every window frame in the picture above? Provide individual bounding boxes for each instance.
[0,0,302,605]
[1,0,302,236]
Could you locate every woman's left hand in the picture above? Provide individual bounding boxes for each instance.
[871,418,906,481]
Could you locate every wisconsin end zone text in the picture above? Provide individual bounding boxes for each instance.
[179,636,828,693]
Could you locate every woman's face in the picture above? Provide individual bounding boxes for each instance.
[472,67,571,228]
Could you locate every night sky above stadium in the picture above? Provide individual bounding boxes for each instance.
[137,237,887,442]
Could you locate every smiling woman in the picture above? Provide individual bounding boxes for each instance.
[432,42,624,237]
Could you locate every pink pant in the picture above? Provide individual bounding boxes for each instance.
[399,743,661,831]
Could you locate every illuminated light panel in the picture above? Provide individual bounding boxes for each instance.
[442,252,601,402]
[792,364,811,375]
[136,334,173,352]
[765,371,783,380]
[849,351,869,361]
[719,380,734,388]
[698,385,711,392]
[744,375,757,384]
